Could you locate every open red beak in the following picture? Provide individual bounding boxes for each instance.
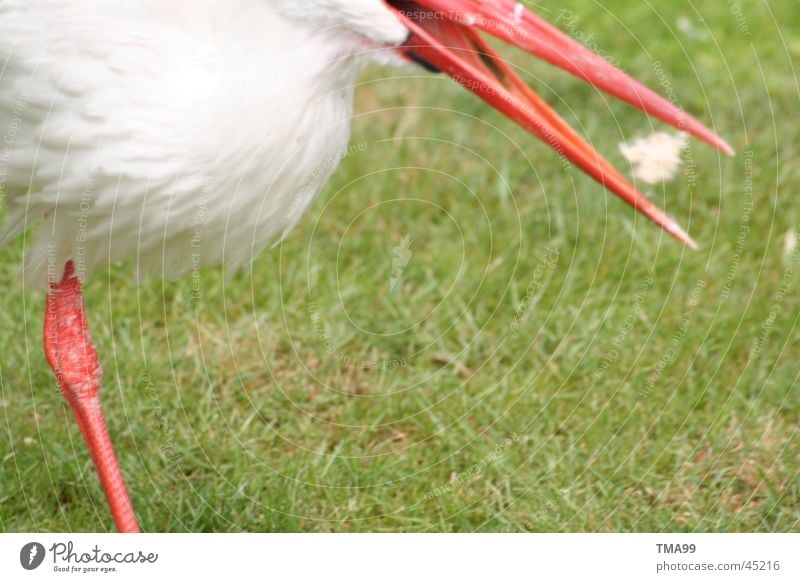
[385,0,734,249]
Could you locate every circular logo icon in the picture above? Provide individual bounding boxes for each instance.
[20,542,46,570]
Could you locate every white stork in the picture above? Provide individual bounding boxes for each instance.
[0,0,731,532]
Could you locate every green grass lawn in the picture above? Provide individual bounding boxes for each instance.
[1,0,798,532]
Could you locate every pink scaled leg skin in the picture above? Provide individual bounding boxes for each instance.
[44,261,140,533]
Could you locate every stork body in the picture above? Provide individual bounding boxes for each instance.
[1,0,730,532]
[1,0,406,285]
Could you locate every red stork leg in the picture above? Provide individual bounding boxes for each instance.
[44,261,140,533]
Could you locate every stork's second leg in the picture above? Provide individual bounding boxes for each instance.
[44,261,139,533]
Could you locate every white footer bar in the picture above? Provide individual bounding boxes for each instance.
[1,534,797,581]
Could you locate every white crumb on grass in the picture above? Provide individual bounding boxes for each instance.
[784,229,798,266]
[619,132,689,185]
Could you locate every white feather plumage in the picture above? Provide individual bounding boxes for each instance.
[0,0,407,286]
